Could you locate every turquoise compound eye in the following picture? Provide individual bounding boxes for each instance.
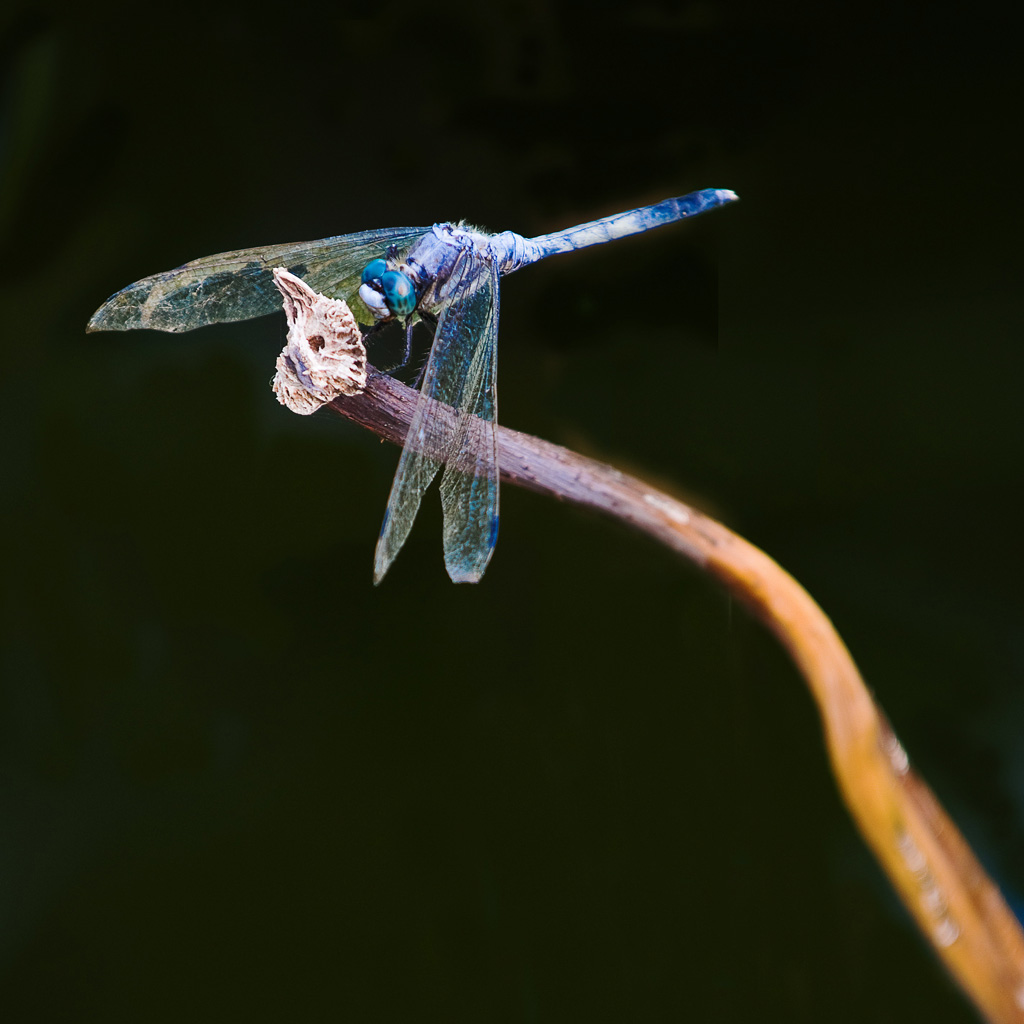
[361,259,387,285]
[381,270,416,316]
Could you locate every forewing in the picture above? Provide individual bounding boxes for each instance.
[87,226,430,333]
[373,252,500,584]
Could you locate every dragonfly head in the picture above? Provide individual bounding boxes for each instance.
[359,258,417,321]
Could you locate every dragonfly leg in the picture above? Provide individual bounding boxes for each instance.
[400,317,416,369]
[365,318,419,379]
[373,318,417,379]
[365,312,437,384]
[362,321,399,380]
[408,311,438,388]
[410,357,429,390]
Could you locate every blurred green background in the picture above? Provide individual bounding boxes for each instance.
[2,2,1021,1020]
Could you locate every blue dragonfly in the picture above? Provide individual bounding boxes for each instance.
[88,187,738,583]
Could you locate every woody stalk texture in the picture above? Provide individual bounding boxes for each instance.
[274,272,1024,1022]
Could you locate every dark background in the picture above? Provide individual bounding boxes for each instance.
[2,2,1021,1020]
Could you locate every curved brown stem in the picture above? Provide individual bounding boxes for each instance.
[329,370,1024,1022]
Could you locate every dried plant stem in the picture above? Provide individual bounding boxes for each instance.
[330,370,1024,1022]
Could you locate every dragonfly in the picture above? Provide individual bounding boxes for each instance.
[88,187,738,584]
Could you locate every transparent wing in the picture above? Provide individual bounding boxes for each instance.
[374,252,500,585]
[87,226,431,333]
[437,258,500,583]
